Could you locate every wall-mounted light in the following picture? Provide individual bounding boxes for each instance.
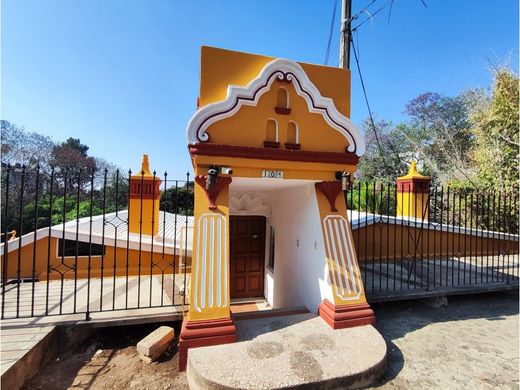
[220,167,233,175]
[341,171,351,191]
[206,168,219,191]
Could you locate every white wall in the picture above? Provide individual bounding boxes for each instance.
[229,185,333,313]
[269,184,333,312]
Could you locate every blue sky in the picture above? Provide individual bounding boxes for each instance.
[2,0,518,177]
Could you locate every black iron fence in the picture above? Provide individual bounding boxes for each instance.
[1,165,194,320]
[346,182,519,301]
[1,165,518,319]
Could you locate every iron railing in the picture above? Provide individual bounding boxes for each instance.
[1,165,193,319]
[346,182,519,301]
[1,165,518,319]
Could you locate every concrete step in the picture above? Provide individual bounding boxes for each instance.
[187,313,387,389]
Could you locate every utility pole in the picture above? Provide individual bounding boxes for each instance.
[339,0,352,69]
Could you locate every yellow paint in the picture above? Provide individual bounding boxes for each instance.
[188,179,231,321]
[398,161,429,181]
[315,188,368,306]
[192,155,357,181]
[200,46,351,117]
[129,155,162,236]
[397,191,430,219]
[2,236,188,280]
[205,79,351,153]
[396,161,431,220]
[351,221,518,261]
[188,47,362,321]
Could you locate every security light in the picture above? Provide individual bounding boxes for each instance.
[342,171,351,191]
[206,168,219,191]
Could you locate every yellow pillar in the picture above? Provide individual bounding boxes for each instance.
[315,181,375,329]
[129,155,162,236]
[179,169,236,371]
[396,161,431,220]
[188,173,232,321]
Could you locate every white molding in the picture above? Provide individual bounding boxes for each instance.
[229,193,271,217]
[186,58,365,156]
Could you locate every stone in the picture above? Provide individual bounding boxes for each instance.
[137,326,174,363]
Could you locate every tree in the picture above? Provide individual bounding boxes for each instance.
[51,137,96,175]
[469,69,519,190]
[1,120,55,169]
[400,92,475,184]
[357,119,409,182]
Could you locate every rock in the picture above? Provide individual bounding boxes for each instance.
[137,326,175,363]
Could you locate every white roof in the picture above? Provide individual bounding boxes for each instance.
[2,210,516,256]
[1,210,194,256]
[347,210,519,241]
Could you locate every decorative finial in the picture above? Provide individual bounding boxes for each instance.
[409,160,418,175]
[140,154,152,176]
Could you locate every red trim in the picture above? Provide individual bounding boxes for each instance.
[263,141,280,148]
[318,299,375,329]
[275,107,291,115]
[315,181,342,212]
[189,143,359,165]
[284,142,301,150]
[179,317,237,371]
[195,175,232,210]
[129,178,162,200]
[396,179,430,193]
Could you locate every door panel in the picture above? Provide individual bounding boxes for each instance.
[230,216,266,299]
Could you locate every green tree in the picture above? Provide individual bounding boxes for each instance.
[469,69,519,190]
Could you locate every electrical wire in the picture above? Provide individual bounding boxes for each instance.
[324,0,338,65]
[352,0,395,31]
[350,33,404,165]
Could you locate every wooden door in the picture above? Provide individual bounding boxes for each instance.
[230,216,266,299]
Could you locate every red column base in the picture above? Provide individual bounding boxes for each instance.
[178,316,237,371]
[318,299,375,329]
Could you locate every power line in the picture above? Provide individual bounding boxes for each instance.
[351,0,395,31]
[350,33,403,165]
[324,0,338,65]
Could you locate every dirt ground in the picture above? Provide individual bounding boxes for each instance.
[23,291,518,390]
[22,322,188,390]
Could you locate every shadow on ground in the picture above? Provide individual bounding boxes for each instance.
[371,290,519,387]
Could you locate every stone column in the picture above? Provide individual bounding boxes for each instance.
[314,181,375,329]
[179,172,236,371]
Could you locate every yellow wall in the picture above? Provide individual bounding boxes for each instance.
[352,222,519,261]
[2,237,189,280]
[397,192,429,220]
[193,155,357,182]
[199,46,351,117]
[128,197,161,236]
[205,79,352,153]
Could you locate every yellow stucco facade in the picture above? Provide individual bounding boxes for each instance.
[185,46,369,324]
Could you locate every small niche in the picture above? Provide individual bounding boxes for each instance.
[275,87,291,115]
[264,118,280,148]
[285,121,300,150]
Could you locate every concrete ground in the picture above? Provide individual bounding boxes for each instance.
[188,314,387,389]
[16,291,520,389]
[372,291,519,389]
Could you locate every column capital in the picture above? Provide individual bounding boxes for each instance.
[195,175,232,210]
[315,181,342,212]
